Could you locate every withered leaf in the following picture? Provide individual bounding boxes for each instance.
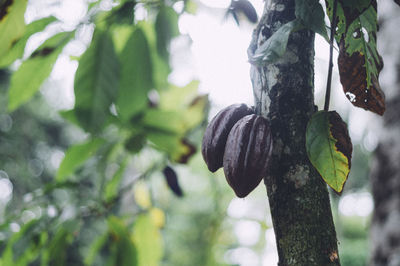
[338,39,385,115]
[306,111,353,194]
[0,0,13,20]
[176,139,196,164]
[326,0,385,115]
[328,111,353,171]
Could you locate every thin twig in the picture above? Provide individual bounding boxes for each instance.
[324,0,338,112]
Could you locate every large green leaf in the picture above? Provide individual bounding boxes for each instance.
[0,0,27,59]
[111,24,134,54]
[8,31,71,111]
[155,6,179,59]
[146,96,207,134]
[156,80,207,131]
[143,80,207,163]
[306,111,353,193]
[74,30,120,132]
[116,27,153,121]
[158,80,199,110]
[295,0,328,40]
[107,216,138,266]
[143,109,185,134]
[325,0,385,115]
[0,16,57,67]
[56,138,105,181]
[250,20,300,64]
[181,95,208,131]
[147,132,196,163]
[84,232,109,266]
[132,214,163,266]
[139,21,170,90]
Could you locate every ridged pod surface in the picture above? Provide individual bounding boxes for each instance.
[202,104,254,172]
[223,114,273,198]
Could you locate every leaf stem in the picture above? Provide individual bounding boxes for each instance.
[324,0,338,112]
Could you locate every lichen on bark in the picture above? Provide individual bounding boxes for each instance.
[248,0,340,265]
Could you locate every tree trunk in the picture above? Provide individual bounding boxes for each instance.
[248,1,340,265]
[369,2,400,265]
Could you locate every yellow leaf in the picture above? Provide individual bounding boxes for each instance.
[149,207,165,228]
[133,181,152,209]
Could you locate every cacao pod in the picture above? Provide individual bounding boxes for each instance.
[223,114,273,198]
[202,104,254,172]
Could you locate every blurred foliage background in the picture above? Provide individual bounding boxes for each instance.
[0,0,376,265]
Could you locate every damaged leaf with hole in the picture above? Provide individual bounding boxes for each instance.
[325,0,385,115]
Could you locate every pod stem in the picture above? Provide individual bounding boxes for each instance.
[324,0,338,112]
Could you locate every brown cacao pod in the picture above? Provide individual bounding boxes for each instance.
[201,104,254,172]
[223,114,273,198]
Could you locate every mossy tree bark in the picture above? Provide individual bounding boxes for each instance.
[248,1,340,265]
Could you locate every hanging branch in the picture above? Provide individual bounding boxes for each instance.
[324,0,338,111]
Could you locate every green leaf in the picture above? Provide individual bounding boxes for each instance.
[142,80,207,163]
[145,97,207,134]
[0,0,27,59]
[41,224,77,266]
[325,0,346,42]
[56,138,105,181]
[59,109,81,127]
[16,231,47,266]
[184,0,198,14]
[295,0,328,40]
[111,24,134,54]
[84,232,109,266]
[143,109,185,134]
[74,30,120,132]
[147,133,196,163]
[111,1,135,25]
[156,80,208,131]
[306,111,353,193]
[0,16,57,67]
[115,231,137,266]
[1,219,40,266]
[116,27,153,121]
[108,216,127,237]
[185,0,198,15]
[181,95,208,131]
[132,214,163,266]
[250,20,300,64]
[124,132,146,153]
[158,80,200,110]
[8,31,71,111]
[104,160,127,202]
[107,216,138,266]
[139,21,170,90]
[155,6,179,59]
